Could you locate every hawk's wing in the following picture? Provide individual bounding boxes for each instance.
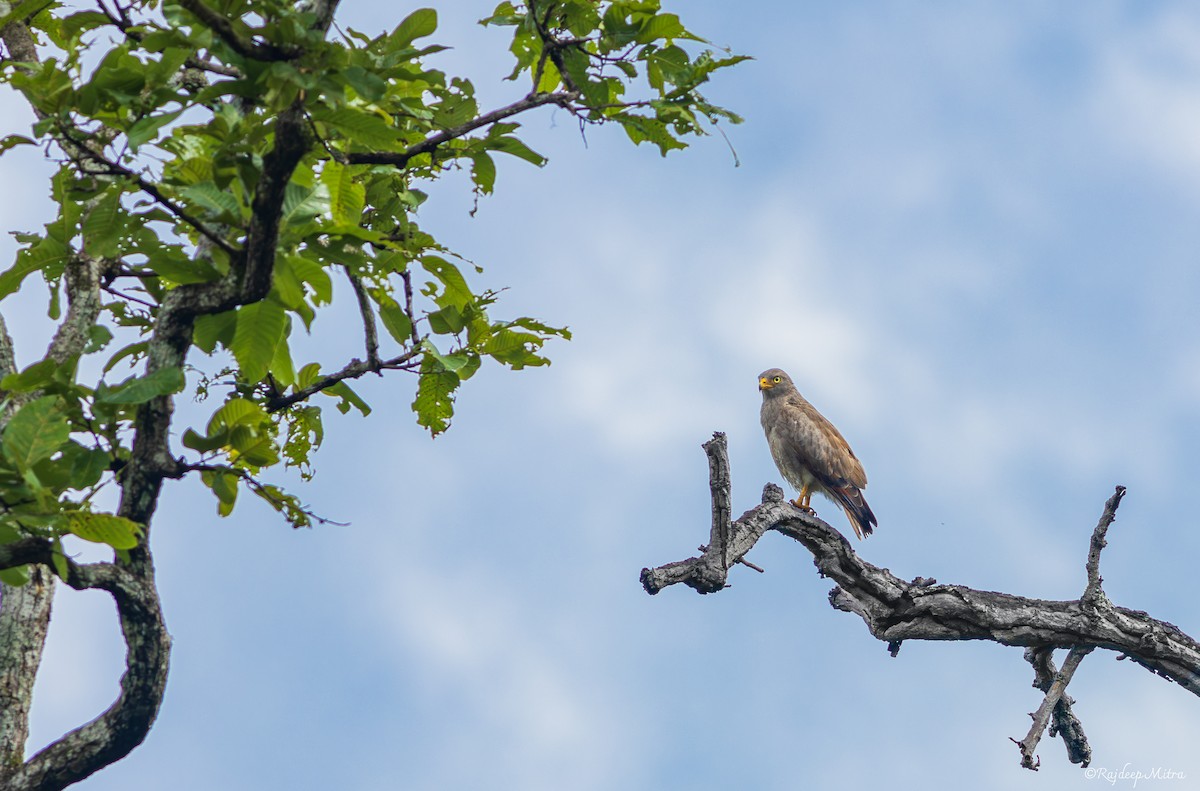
[779,392,867,490]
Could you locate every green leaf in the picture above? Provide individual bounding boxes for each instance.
[421,255,473,309]
[375,294,413,344]
[296,362,322,389]
[66,512,141,549]
[81,186,124,259]
[486,135,547,166]
[63,441,110,489]
[231,301,287,383]
[126,108,184,151]
[470,152,496,195]
[182,426,225,453]
[0,565,30,586]
[3,396,69,472]
[205,470,239,515]
[50,540,70,581]
[0,0,56,36]
[84,324,113,354]
[208,397,266,432]
[181,181,243,219]
[311,106,402,148]
[193,310,237,354]
[97,366,185,404]
[391,8,437,47]
[617,114,687,156]
[103,341,149,373]
[0,236,70,299]
[325,381,370,416]
[412,356,458,435]
[1,358,60,392]
[322,161,366,226]
[0,521,22,544]
[0,133,35,154]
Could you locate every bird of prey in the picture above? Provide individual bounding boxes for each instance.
[758,368,877,539]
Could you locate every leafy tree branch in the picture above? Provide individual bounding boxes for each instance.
[0,1,744,786]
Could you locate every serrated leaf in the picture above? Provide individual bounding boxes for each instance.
[281,182,329,226]
[81,187,123,258]
[97,366,185,404]
[204,469,239,514]
[322,161,366,226]
[231,301,287,383]
[64,442,110,488]
[181,181,243,218]
[342,66,387,101]
[65,512,141,550]
[617,114,687,156]
[3,396,69,471]
[412,356,458,435]
[421,255,473,309]
[312,106,401,148]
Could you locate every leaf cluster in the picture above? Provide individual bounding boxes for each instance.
[0,0,743,545]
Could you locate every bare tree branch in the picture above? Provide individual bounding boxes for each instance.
[1084,485,1124,608]
[1023,646,1092,767]
[1014,646,1093,769]
[641,434,1200,769]
[346,269,381,368]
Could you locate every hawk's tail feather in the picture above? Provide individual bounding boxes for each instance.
[835,486,877,540]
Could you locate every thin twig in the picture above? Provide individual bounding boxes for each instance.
[1013,646,1093,770]
[1024,647,1092,766]
[703,432,732,570]
[57,125,238,257]
[264,347,422,412]
[345,269,380,367]
[399,269,421,346]
[1084,485,1125,608]
[345,91,579,168]
[176,0,300,61]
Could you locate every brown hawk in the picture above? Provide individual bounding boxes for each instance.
[759,368,877,539]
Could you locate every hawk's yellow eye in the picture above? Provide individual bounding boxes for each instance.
[773,376,781,383]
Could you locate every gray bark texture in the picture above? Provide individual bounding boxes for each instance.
[641,432,1200,770]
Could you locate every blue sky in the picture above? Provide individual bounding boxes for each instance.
[3,2,1200,789]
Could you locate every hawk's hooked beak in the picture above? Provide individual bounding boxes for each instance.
[758,377,773,391]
